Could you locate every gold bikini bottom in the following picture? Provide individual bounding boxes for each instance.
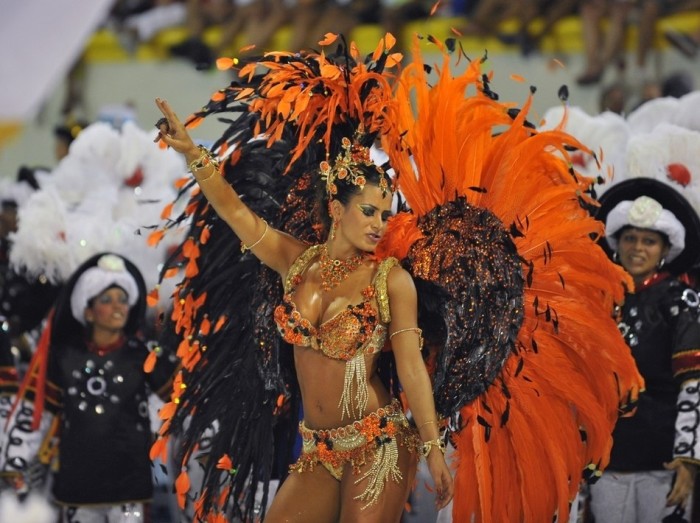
[290,399,421,509]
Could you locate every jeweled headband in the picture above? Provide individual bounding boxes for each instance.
[320,136,390,198]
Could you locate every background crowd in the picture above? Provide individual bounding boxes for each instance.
[46,0,700,118]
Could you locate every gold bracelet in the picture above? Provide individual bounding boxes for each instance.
[389,327,423,349]
[189,145,220,177]
[419,419,437,430]
[421,438,446,458]
[195,165,218,183]
[187,146,207,171]
[241,220,268,253]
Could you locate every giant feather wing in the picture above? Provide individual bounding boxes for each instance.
[377,40,643,522]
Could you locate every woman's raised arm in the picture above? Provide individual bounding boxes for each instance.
[154,97,306,276]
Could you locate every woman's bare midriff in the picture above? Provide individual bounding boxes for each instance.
[293,345,391,430]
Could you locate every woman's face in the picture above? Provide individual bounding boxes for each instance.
[617,227,670,284]
[84,287,130,335]
[336,184,393,252]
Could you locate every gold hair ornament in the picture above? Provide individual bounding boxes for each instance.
[320,136,390,197]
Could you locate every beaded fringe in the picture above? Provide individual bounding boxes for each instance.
[353,436,402,509]
[339,351,368,420]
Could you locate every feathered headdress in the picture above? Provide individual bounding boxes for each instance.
[10,121,185,292]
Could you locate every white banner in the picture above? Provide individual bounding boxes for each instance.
[0,0,115,122]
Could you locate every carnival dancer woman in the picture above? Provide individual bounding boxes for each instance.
[3,253,175,522]
[593,178,700,523]
[154,96,454,521]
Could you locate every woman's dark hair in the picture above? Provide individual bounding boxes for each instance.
[51,253,147,345]
[315,161,389,232]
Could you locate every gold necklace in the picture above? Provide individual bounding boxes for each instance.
[319,244,367,291]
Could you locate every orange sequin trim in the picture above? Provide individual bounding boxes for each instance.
[291,399,420,481]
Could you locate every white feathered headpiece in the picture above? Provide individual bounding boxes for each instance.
[538,105,630,194]
[627,90,700,134]
[623,122,700,216]
[9,121,187,294]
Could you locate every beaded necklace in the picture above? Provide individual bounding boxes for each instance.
[319,244,367,291]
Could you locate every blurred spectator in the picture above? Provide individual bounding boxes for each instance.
[662,70,695,97]
[497,0,578,56]
[663,0,700,57]
[168,0,290,68]
[113,0,187,54]
[633,0,663,79]
[577,0,633,86]
[287,0,381,52]
[96,103,137,130]
[629,70,695,111]
[665,27,700,56]
[380,0,431,55]
[600,81,628,114]
[53,118,89,161]
[168,0,235,69]
[0,175,58,381]
[631,78,663,110]
[213,0,287,56]
[459,0,521,38]
[61,56,87,117]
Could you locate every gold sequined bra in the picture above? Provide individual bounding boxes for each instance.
[274,245,398,419]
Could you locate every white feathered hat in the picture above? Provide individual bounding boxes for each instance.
[627,90,700,134]
[538,105,630,193]
[624,123,700,217]
[9,121,187,296]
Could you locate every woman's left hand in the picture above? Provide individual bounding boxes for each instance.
[153,98,199,160]
[426,450,454,510]
[664,458,697,507]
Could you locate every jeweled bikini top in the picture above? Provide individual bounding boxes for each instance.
[273,244,397,418]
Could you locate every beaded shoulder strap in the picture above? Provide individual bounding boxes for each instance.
[373,257,399,324]
[283,244,323,294]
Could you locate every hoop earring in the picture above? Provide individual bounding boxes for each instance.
[658,257,666,269]
[613,251,619,263]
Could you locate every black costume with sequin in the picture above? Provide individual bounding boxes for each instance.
[46,335,172,505]
[611,275,700,471]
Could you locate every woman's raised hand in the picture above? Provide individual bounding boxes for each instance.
[154,98,199,159]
